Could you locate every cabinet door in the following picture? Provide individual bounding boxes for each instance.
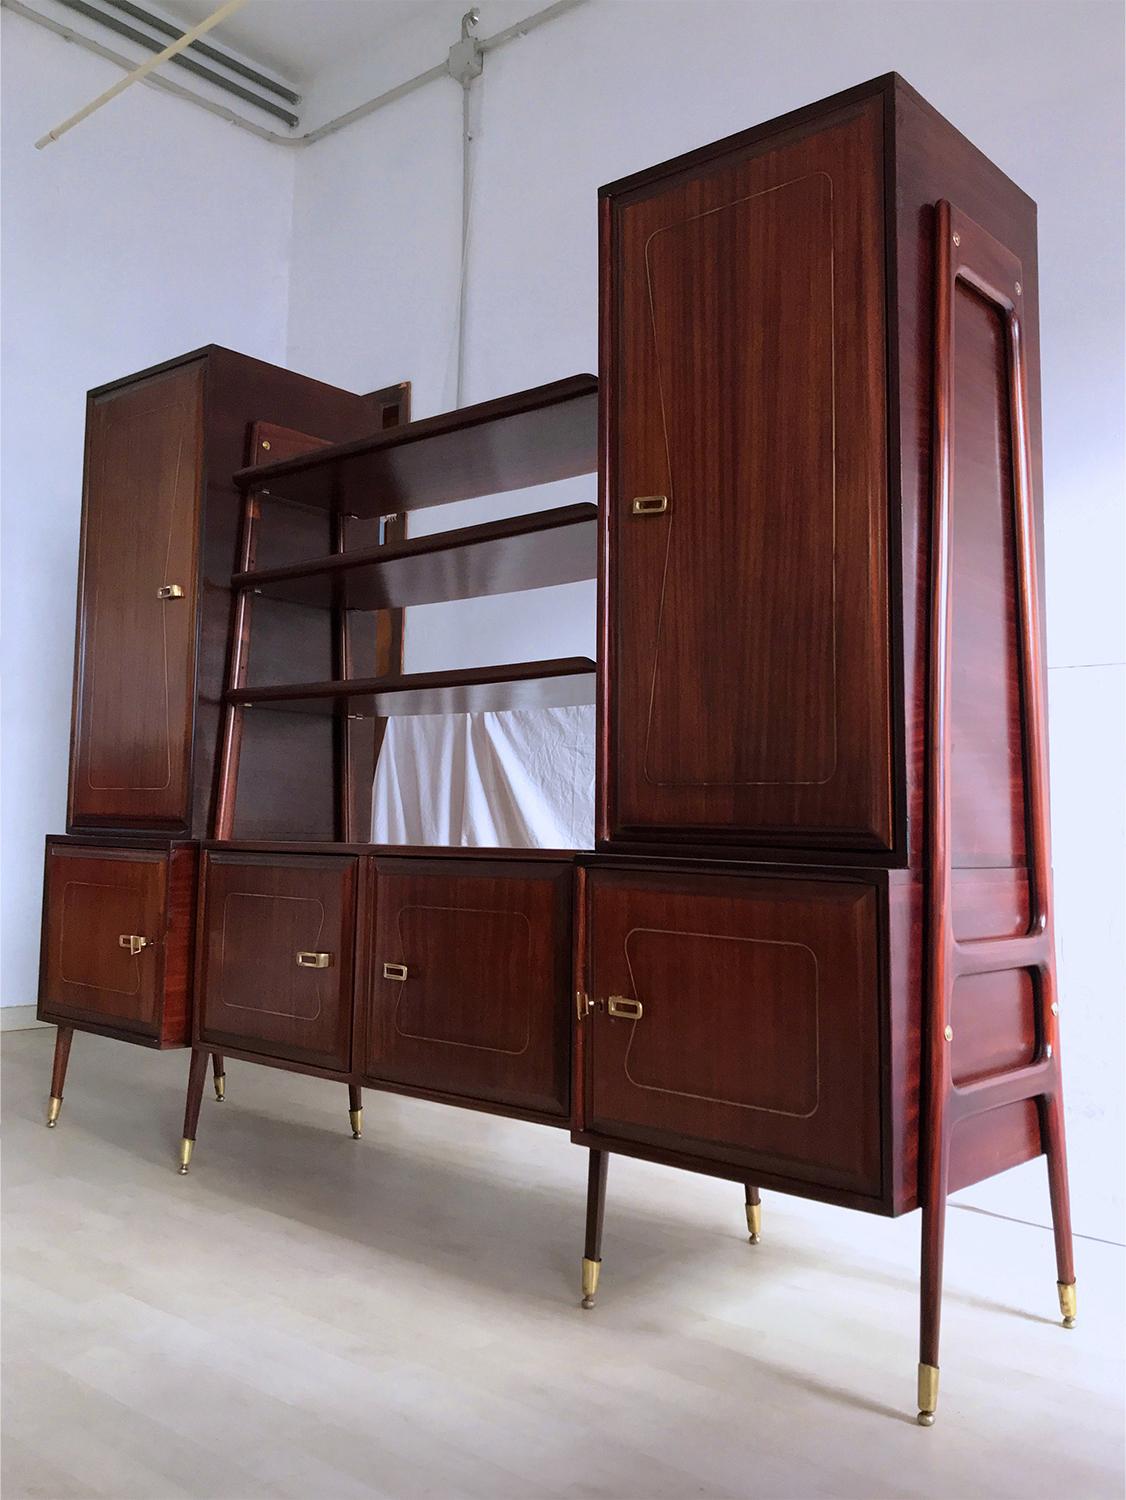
[39,844,169,1038]
[363,860,571,1118]
[602,95,892,851]
[70,361,204,828]
[582,870,882,1197]
[197,853,356,1071]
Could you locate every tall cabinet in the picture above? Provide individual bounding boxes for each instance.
[579,73,1073,1426]
[38,347,408,1101]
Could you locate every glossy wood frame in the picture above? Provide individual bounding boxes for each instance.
[920,200,1073,1379]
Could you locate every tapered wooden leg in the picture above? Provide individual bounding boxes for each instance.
[211,1051,226,1102]
[744,1184,762,1244]
[1041,1092,1077,1326]
[179,1049,209,1174]
[581,1149,608,1309]
[348,1084,363,1139]
[918,1138,949,1427]
[46,1025,73,1127]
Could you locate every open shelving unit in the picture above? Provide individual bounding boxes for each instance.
[216,375,600,838]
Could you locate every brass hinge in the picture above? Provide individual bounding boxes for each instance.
[575,991,604,1021]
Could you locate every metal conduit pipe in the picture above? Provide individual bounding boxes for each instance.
[99,0,300,102]
[52,0,299,126]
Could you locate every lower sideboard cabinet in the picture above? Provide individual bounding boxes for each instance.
[360,856,573,1122]
[38,835,197,1046]
[194,850,359,1074]
[573,864,897,1209]
[36,835,197,1127]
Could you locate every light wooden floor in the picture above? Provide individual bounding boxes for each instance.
[3,1028,1123,1500]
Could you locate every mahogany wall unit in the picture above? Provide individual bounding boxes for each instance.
[36,74,1074,1432]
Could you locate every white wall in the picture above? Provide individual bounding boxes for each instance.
[286,0,1126,1243]
[0,10,296,1012]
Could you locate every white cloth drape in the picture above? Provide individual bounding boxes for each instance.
[371,706,595,849]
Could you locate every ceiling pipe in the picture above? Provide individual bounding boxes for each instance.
[35,0,248,148]
[99,0,300,103]
[6,0,589,150]
[53,0,299,126]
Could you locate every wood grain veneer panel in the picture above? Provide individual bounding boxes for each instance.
[197,852,356,1070]
[363,860,572,1118]
[70,363,204,827]
[604,97,891,850]
[949,282,1030,878]
[584,869,882,1195]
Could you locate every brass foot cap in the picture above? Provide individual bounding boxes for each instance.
[745,1202,762,1244]
[46,1096,62,1128]
[178,1138,194,1175]
[581,1256,601,1310]
[349,1108,363,1139]
[1058,1281,1077,1328]
[581,1296,595,1310]
[917,1363,939,1427]
[213,1075,226,1102]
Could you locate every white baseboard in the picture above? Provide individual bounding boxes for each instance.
[1,1006,49,1032]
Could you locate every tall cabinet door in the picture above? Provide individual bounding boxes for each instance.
[69,361,204,829]
[601,94,893,852]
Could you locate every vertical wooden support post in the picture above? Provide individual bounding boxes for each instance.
[213,488,261,839]
[920,201,1075,1427]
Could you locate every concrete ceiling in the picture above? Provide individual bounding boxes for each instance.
[158,0,471,88]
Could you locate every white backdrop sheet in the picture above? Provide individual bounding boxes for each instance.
[371,706,595,849]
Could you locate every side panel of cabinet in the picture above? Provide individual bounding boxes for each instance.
[38,840,195,1045]
[582,869,883,1197]
[362,860,571,1119]
[601,95,893,852]
[196,852,356,1071]
[69,362,205,829]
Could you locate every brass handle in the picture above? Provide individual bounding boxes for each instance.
[118,934,148,955]
[607,995,643,1020]
[156,584,184,600]
[631,495,668,516]
[383,962,408,982]
[296,951,332,969]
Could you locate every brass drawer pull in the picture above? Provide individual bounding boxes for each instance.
[156,584,184,600]
[631,495,668,516]
[607,995,643,1020]
[118,934,148,955]
[296,951,332,969]
[383,962,408,982]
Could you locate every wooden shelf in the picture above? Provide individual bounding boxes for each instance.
[235,504,597,609]
[233,375,598,517]
[229,657,596,718]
